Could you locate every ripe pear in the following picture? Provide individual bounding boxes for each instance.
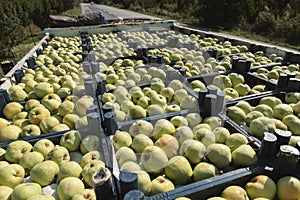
[45,146,70,166]
[155,134,179,159]
[226,106,246,125]
[19,151,44,172]
[168,79,183,91]
[71,189,96,200]
[235,101,252,115]
[147,104,165,116]
[0,164,25,188]
[10,183,42,200]
[131,134,153,153]
[213,127,230,144]
[245,111,264,126]
[32,139,55,157]
[203,116,222,130]
[0,125,22,142]
[273,103,293,120]
[0,148,5,161]
[186,113,202,128]
[80,151,102,168]
[30,160,59,186]
[141,146,168,174]
[0,118,9,131]
[164,156,193,185]
[165,104,181,113]
[180,139,206,164]
[112,131,132,150]
[194,127,215,147]
[174,126,194,145]
[116,147,137,167]
[228,72,244,86]
[285,92,300,104]
[57,161,82,182]
[206,143,232,169]
[271,118,288,131]
[120,161,141,172]
[282,115,300,136]
[3,102,23,120]
[133,170,152,196]
[81,160,105,186]
[221,185,249,200]
[225,133,248,152]
[128,105,147,120]
[5,140,32,163]
[245,175,276,200]
[0,186,13,199]
[277,176,300,200]
[151,119,175,140]
[250,117,276,139]
[129,120,153,137]
[170,116,189,128]
[193,162,218,181]
[57,177,85,200]
[151,176,175,195]
[232,144,258,167]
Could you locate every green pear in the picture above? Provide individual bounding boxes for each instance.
[245,111,264,126]
[80,151,102,168]
[8,87,27,102]
[174,89,188,104]
[213,127,230,144]
[137,96,150,109]
[186,113,202,128]
[0,148,5,161]
[28,106,51,125]
[235,101,252,115]
[155,134,179,159]
[282,115,300,136]
[253,104,273,117]
[58,101,75,117]
[133,170,152,196]
[19,151,44,172]
[129,120,153,137]
[62,113,80,129]
[193,127,215,147]
[207,197,226,200]
[60,130,81,152]
[277,176,300,200]
[224,88,239,99]
[13,119,31,129]
[141,146,168,174]
[0,186,13,199]
[252,85,266,93]
[168,79,183,91]
[174,126,194,145]
[45,146,70,166]
[212,75,232,90]
[292,101,300,115]
[57,177,85,200]
[30,160,59,186]
[228,73,245,86]
[80,135,101,154]
[190,80,206,89]
[180,95,198,109]
[193,162,218,181]
[147,104,165,116]
[57,161,82,182]
[120,161,141,172]
[3,102,23,120]
[131,134,153,153]
[128,105,147,120]
[33,82,54,99]
[32,139,55,157]
[12,111,28,122]
[116,147,137,167]
[234,83,251,96]
[0,125,22,142]
[289,136,300,146]
[225,133,248,152]
[273,103,294,120]
[165,104,181,113]
[71,189,96,200]
[75,95,94,116]
[271,118,288,130]
[259,96,282,108]
[232,144,257,167]
[41,99,61,115]
[150,81,165,93]
[81,160,105,186]
[112,131,132,150]
[0,118,9,131]
[206,143,232,169]
[221,185,249,200]
[27,195,55,200]
[203,116,222,130]
[180,139,206,164]
[5,140,32,163]
[10,183,42,200]
[0,164,25,188]
[164,156,193,185]
[250,117,276,139]
[245,175,276,200]
[39,116,60,134]
[120,100,134,113]
[226,106,246,125]
[160,87,175,102]
[151,119,176,140]
[170,116,189,128]
[24,99,41,111]
[285,92,300,104]
[21,124,41,137]
[151,176,175,195]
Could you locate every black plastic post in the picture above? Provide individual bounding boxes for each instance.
[120,171,139,199]
[91,61,100,75]
[142,47,148,57]
[286,78,300,92]
[26,57,36,69]
[151,56,157,63]
[0,94,7,117]
[157,55,164,64]
[92,168,117,200]
[198,88,208,108]
[137,47,143,59]
[102,104,114,114]
[84,77,95,98]
[207,85,218,95]
[231,58,239,72]
[41,42,47,49]
[296,140,300,152]
[103,111,118,136]
[245,59,252,72]
[203,94,217,118]
[36,48,43,56]
[0,89,10,103]
[179,68,186,78]
[216,91,226,114]
[274,129,292,154]
[272,145,300,181]
[147,55,152,63]
[96,78,106,96]
[14,69,24,84]
[258,132,277,160]
[82,51,88,62]
[87,112,100,133]
[82,43,88,52]
[87,104,98,114]
[276,74,288,90]
[123,190,144,200]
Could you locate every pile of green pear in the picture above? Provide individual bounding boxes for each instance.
[0,93,94,142]
[207,174,300,200]
[253,63,300,83]
[112,114,258,196]
[95,58,168,89]
[226,92,300,142]
[0,130,104,200]
[205,73,267,101]
[101,78,199,121]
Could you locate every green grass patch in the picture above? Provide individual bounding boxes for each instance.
[60,5,81,16]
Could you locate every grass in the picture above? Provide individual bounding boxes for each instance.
[60,5,81,16]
